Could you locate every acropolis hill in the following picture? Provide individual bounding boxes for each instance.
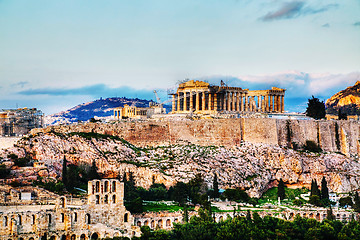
[2,117,359,198]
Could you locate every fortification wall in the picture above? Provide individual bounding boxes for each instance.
[31,118,360,157]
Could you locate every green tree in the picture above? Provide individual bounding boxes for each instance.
[353,192,360,213]
[310,179,320,197]
[339,197,353,208]
[88,160,100,180]
[326,206,336,221]
[213,172,219,199]
[0,164,10,179]
[306,96,326,119]
[338,109,348,120]
[277,178,285,200]
[62,156,68,188]
[321,177,330,206]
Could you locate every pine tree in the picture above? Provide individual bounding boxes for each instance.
[321,177,329,200]
[213,172,219,199]
[326,205,335,221]
[62,156,68,188]
[277,178,285,200]
[305,96,326,120]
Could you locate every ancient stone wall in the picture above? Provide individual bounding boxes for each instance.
[31,118,360,157]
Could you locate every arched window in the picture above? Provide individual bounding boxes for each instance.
[61,213,65,223]
[3,216,7,227]
[166,219,171,227]
[112,195,116,204]
[95,195,100,204]
[104,195,108,204]
[48,214,52,224]
[32,215,36,225]
[60,197,65,208]
[112,181,116,192]
[95,181,100,193]
[104,181,109,192]
[74,212,77,222]
[158,219,163,229]
[18,215,22,225]
[86,214,91,224]
[124,213,128,223]
[71,235,76,240]
[80,234,86,240]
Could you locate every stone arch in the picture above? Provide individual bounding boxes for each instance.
[316,213,320,221]
[95,181,100,193]
[18,214,22,225]
[59,197,66,208]
[61,213,65,223]
[71,235,76,240]
[74,212,78,222]
[144,220,149,226]
[166,219,171,227]
[309,213,314,219]
[303,213,307,218]
[322,214,327,220]
[151,220,155,229]
[48,214,52,224]
[158,219,163,228]
[112,181,116,192]
[32,215,36,225]
[86,213,91,224]
[343,214,348,221]
[80,234,86,240]
[337,214,340,219]
[49,236,55,240]
[112,194,116,204]
[219,216,224,222]
[124,213,128,223]
[19,238,24,240]
[91,233,99,240]
[174,218,178,223]
[137,221,141,227]
[95,195,100,204]
[104,180,109,192]
[3,216,8,227]
[289,212,294,220]
[29,238,35,240]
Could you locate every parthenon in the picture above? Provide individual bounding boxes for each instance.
[170,80,285,114]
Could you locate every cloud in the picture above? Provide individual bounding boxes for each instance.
[354,21,360,26]
[260,1,338,21]
[11,81,29,88]
[18,84,156,100]
[322,23,330,28]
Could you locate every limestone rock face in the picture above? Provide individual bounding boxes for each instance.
[326,81,360,114]
[2,130,360,198]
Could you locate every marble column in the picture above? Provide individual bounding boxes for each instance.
[258,96,261,112]
[227,92,231,111]
[189,91,193,112]
[244,95,248,111]
[209,93,212,110]
[202,91,206,111]
[232,92,235,111]
[172,95,176,112]
[240,93,244,111]
[214,93,218,111]
[183,92,187,111]
[177,93,181,112]
[270,95,274,112]
[281,95,284,113]
[196,91,200,112]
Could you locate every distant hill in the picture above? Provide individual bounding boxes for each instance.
[326,81,360,115]
[44,97,156,125]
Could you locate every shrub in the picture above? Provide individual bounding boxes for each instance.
[305,140,322,153]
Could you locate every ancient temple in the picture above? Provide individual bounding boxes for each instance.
[170,80,285,114]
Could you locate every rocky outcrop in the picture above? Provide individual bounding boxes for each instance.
[2,129,360,198]
[326,81,360,114]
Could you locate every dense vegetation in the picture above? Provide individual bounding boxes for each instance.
[306,96,326,120]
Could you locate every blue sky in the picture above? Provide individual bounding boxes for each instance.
[0,0,359,114]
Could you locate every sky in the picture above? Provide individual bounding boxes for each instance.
[0,0,359,115]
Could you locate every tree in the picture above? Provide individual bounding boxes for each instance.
[0,164,10,179]
[277,178,285,200]
[338,109,348,120]
[326,206,335,221]
[88,160,100,180]
[310,179,320,197]
[62,156,68,188]
[213,172,219,199]
[353,192,360,213]
[321,177,329,201]
[306,96,326,120]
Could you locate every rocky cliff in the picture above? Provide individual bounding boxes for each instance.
[326,81,360,115]
[2,119,360,197]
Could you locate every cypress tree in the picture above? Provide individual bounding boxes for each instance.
[88,160,100,180]
[354,192,360,213]
[321,176,329,200]
[326,205,335,221]
[213,172,219,198]
[62,156,68,188]
[277,178,285,200]
[311,179,320,197]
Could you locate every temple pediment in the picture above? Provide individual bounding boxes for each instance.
[179,80,210,89]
